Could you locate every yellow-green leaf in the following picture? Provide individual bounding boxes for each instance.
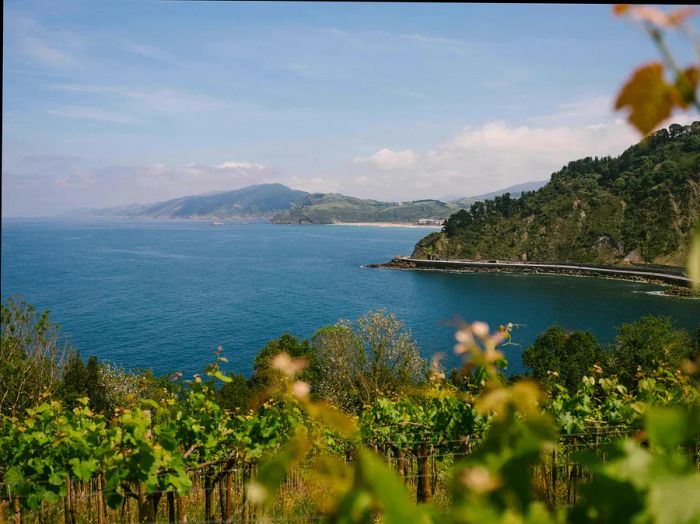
[615,62,681,135]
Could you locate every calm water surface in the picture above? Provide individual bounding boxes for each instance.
[2,219,699,376]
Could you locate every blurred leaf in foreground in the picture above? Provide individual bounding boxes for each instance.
[614,62,682,135]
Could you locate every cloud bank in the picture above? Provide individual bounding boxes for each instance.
[346,118,665,199]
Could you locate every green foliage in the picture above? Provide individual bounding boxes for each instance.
[450,393,559,522]
[312,310,426,413]
[272,192,460,224]
[548,374,638,435]
[523,326,603,392]
[216,372,253,412]
[416,122,700,265]
[59,351,89,408]
[334,448,433,524]
[0,297,68,418]
[360,389,480,455]
[1,309,698,523]
[608,315,695,390]
[523,317,696,399]
[571,405,700,524]
[0,399,108,509]
[252,333,319,390]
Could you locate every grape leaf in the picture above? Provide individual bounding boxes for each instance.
[615,62,681,135]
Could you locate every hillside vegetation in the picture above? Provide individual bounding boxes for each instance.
[413,122,700,266]
[271,193,463,224]
[82,183,309,219]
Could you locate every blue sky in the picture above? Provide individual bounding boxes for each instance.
[3,1,698,216]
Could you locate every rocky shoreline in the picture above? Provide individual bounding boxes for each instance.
[368,257,698,298]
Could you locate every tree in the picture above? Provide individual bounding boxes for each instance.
[0,297,68,417]
[312,309,425,413]
[216,373,253,412]
[251,333,319,390]
[86,356,110,414]
[59,351,88,408]
[607,315,695,389]
[522,326,602,392]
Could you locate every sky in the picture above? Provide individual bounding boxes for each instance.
[3,1,699,217]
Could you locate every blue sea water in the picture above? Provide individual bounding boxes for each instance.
[2,219,699,377]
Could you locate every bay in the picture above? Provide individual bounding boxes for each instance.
[2,218,698,377]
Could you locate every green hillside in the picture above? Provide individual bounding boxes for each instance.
[87,184,309,219]
[271,193,462,224]
[412,122,700,266]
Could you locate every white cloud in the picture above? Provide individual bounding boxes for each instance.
[320,26,474,57]
[214,161,265,170]
[527,96,615,127]
[123,88,228,113]
[120,41,169,61]
[285,176,343,194]
[51,84,228,114]
[396,33,474,56]
[2,155,284,216]
[354,148,418,170]
[20,35,77,67]
[345,115,651,200]
[398,33,463,47]
[48,106,142,125]
[353,175,381,187]
[6,9,81,68]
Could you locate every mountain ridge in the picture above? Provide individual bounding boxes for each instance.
[68,183,309,220]
[67,181,546,223]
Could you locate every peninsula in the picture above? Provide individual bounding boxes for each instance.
[371,122,699,294]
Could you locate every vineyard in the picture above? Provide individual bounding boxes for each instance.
[1,317,699,524]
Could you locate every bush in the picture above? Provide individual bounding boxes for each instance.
[608,315,696,390]
[251,333,319,390]
[216,373,253,412]
[312,309,425,413]
[522,326,603,391]
[0,297,69,417]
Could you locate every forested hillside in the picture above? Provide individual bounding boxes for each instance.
[76,184,309,219]
[413,122,700,266]
[271,193,462,223]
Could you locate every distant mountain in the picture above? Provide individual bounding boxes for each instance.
[69,180,548,224]
[75,184,309,219]
[451,180,547,207]
[436,193,465,203]
[270,193,461,224]
[412,122,700,266]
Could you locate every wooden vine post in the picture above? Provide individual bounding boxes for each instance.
[12,497,21,524]
[96,474,105,524]
[137,410,155,524]
[176,493,187,524]
[416,445,432,503]
[224,471,233,524]
[63,473,76,524]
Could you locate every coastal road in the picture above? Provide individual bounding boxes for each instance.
[394,257,692,287]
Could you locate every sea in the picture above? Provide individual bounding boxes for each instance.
[2,219,699,377]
